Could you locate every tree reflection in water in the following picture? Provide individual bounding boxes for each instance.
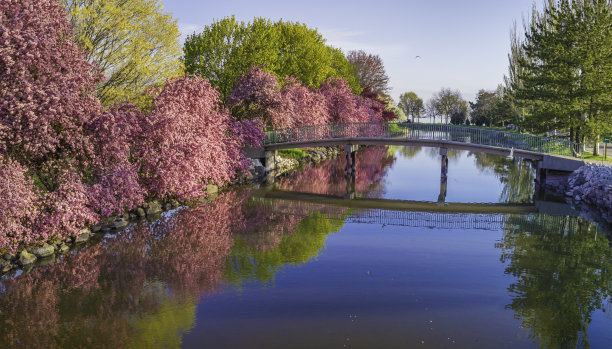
[4,145,607,348]
[471,152,535,203]
[0,146,396,347]
[499,215,612,348]
[0,190,243,348]
[276,146,395,197]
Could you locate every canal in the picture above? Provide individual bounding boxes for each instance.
[1,146,610,348]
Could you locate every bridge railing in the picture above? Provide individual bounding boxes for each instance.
[264,123,583,157]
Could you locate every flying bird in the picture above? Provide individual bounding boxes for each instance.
[415,55,421,59]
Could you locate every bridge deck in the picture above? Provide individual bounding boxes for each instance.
[264,137,545,161]
[250,123,585,171]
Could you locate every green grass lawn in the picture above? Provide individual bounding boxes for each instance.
[278,148,309,160]
[582,151,612,164]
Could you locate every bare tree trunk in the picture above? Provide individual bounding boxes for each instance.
[594,135,600,156]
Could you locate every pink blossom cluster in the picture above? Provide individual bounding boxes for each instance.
[0,0,264,252]
[139,75,262,200]
[229,67,389,129]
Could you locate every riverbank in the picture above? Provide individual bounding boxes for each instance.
[0,146,343,276]
[542,163,612,227]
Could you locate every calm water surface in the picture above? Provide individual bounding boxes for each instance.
[1,146,611,348]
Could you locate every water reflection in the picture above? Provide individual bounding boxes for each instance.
[276,146,395,198]
[472,153,536,204]
[0,146,611,348]
[0,190,241,348]
[499,215,612,348]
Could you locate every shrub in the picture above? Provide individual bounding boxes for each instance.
[139,75,262,200]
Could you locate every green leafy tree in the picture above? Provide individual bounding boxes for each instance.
[470,89,498,126]
[379,94,406,122]
[398,91,424,123]
[433,88,464,124]
[62,0,183,107]
[509,0,612,151]
[425,98,440,123]
[183,16,360,100]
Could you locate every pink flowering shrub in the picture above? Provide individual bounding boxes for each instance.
[36,173,98,242]
[279,77,330,127]
[228,66,287,127]
[229,67,391,130]
[0,0,100,176]
[319,78,372,124]
[0,157,39,251]
[140,75,261,200]
[87,104,145,217]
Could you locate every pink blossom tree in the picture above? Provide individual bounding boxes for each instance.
[139,75,263,200]
[0,0,101,190]
[0,157,39,251]
[319,78,371,124]
[228,66,288,128]
[87,104,145,217]
[36,172,98,243]
[279,77,330,127]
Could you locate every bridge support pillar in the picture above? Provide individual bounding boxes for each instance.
[264,151,277,173]
[438,177,448,203]
[264,150,277,184]
[345,173,356,200]
[440,147,448,178]
[535,162,547,185]
[344,145,357,177]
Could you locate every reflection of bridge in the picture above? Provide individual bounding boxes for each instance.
[246,123,585,185]
[251,191,592,232]
[256,189,539,214]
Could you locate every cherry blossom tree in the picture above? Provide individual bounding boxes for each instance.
[319,78,372,124]
[0,0,101,190]
[228,66,287,127]
[0,157,38,251]
[140,75,263,200]
[279,77,330,127]
[87,104,145,217]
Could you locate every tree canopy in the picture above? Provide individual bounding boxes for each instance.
[398,91,424,123]
[62,0,183,107]
[427,88,465,124]
[183,16,361,100]
[507,0,612,144]
[347,50,390,95]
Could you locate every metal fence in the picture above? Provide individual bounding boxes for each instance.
[264,123,583,158]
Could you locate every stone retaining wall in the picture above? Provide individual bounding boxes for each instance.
[563,164,612,224]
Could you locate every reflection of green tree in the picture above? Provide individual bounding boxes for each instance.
[388,145,421,159]
[472,152,535,203]
[225,211,345,284]
[425,146,462,163]
[128,289,196,349]
[499,215,612,348]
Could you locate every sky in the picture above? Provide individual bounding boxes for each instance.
[160,0,539,103]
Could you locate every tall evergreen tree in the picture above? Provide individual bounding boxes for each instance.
[509,0,611,151]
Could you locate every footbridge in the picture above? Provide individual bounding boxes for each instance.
[246,123,585,184]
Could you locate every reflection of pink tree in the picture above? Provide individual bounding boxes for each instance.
[277,147,395,197]
[0,185,358,346]
[0,190,244,347]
